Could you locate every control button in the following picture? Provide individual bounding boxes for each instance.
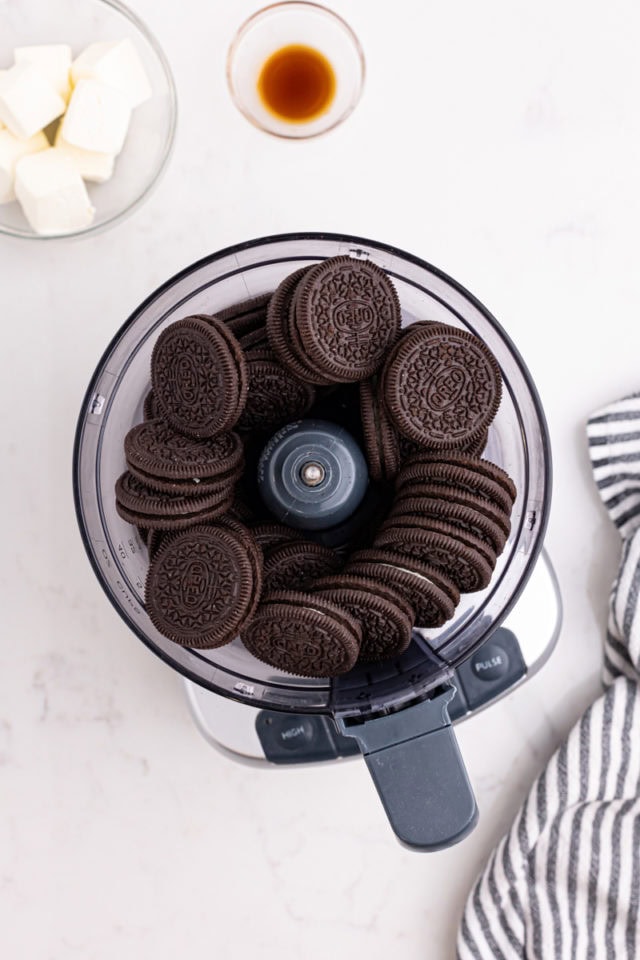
[456,628,526,711]
[470,643,509,681]
[278,718,316,750]
[255,711,339,763]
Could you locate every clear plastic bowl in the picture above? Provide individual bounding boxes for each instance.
[73,233,551,720]
[0,0,177,240]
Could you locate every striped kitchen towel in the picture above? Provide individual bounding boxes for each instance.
[456,392,640,960]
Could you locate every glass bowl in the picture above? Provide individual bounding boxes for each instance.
[227,2,365,139]
[0,0,177,240]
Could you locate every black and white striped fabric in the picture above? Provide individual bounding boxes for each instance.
[457,393,640,959]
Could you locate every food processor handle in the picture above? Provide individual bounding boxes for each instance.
[336,685,478,851]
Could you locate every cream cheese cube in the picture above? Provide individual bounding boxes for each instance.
[61,77,131,155]
[15,148,95,235]
[14,44,72,101]
[71,38,152,109]
[0,129,48,203]
[54,126,114,183]
[0,62,66,140]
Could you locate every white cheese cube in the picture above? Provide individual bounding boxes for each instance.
[0,129,48,203]
[61,77,131,155]
[0,71,5,128]
[71,38,152,109]
[54,126,114,183]
[0,62,66,140]
[14,44,72,101]
[15,148,95,235]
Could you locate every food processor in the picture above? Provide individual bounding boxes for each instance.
[73,233,558,851]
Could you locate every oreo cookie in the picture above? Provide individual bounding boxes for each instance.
[312,573,414,662]
[217,293,271,328]
[346,549,458,627]
[396,455,516,516]
[115,471,233,530]
[250,523,304,551]
[381,322,502,448]
[143,390,159,421]
[125,419,244,491]
[145,523,262,648]
[237,356,315,432]
[151,315,248,439]
[374,523,494,592]
[394,482,511,540]
[387,495,507,554]
[241,589,361,677]
[359,379,400,482]
[266,267,329,384]
[263,540,342,591]
[226,496,256,524]
[293,257,401,383]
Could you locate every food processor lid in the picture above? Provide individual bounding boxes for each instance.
[73,233,551,849]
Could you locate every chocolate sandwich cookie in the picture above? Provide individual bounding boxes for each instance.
[388,495,507,554]
[124,419,244,487]
[346,549,458,627]
[238,324,270,353]
[380,322,502,448]
[263,540,342,592]
[241,590,361,677]
[293,256,401,383]
[395,482,511,539]
[417,453,517,502]
[396,457,516,516]
[226,495,256,524]
[374,523,494,592]
[217,515,264,587]
[216,293,271,324]
[145,523,262,648]
[143,390,159,420]
[359,379,401,482]
[250,523,304,551]
[237,357,315,432]
[347,547,461,606]
[151,315,248,439]
[312,573,414,662]
[146,528,168,561]
[243,345,276,362]
[115,471,233,531]
[460,428,489,456]
[284,289,336,385]
[380,512,497,563]
[266,267,330,385]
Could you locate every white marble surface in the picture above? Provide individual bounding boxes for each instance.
[2,0,639,956]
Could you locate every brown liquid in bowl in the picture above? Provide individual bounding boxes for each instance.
[257,44,336,123]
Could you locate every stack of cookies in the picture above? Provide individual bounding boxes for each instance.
[114,255,518,679]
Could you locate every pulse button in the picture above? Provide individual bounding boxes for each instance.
[455,628,526,710]
[470,643,509,681]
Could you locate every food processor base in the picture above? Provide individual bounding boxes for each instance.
[184,550,561,766]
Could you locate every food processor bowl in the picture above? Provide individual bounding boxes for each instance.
[73,233,551,850]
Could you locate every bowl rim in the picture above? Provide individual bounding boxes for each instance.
[0,0,178,241]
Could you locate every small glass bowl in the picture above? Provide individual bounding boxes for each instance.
[0,0,177,240]
[227,2,365,139]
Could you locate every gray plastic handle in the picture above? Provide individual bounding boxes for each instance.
[336,686,478,851]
